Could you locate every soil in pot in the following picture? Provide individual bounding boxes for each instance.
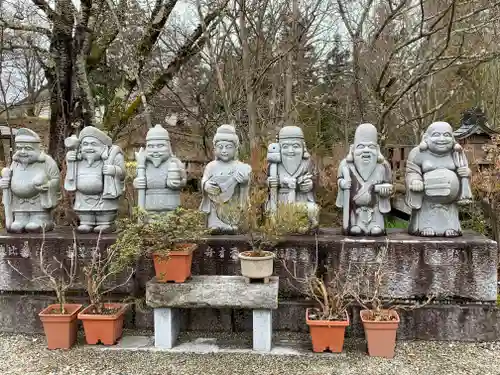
[360,309,400,358]
[39,304,83,350]
[153,243,197,283]
[78,303,128,345]
[238,250,275,281]
[305,308,349,353]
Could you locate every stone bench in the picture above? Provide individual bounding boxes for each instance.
[146,275,279,351]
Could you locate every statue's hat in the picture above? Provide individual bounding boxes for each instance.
[213,124,239,145]
[354,123,378,144]
[146,124,170,141]
[79,126,112,146]
[278,126,304,140]
[15,128,40,143]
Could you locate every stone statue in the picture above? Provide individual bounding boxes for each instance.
[266,125,319,228]
[64,126,126,234]
[336,123,393,236]
[200,124,252,231]
[133,125,187,215]
[405,121,472,237]
[0,129,60,232]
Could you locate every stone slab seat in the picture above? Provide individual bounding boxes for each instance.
[146,275,279,352]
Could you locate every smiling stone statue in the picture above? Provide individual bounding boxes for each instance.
[64,127,126,234]
[405,121,472,237]
[133,124,187,214]
[200,124,252,231]
[0,129,60,232]
[336,123,393,236]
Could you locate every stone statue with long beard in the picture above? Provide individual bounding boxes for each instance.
[0,129,60,232]
[133,124,187,214]
[405,121,472,237]
[336,123,393,236]
[64,126,125,234]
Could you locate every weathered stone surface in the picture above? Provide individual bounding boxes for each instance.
[146,276,279,309]
[0,229,133,293]
[323,229,498,301]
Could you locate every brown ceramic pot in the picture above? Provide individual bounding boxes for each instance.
[78,303,128,345]
[305,308,349,353]
[360,309,400,358]
[153,244,197,283]
[39,304,83,349]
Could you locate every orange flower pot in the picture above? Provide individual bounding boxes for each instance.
[360,309,400,358]
[78,303,128,345]
[305,308,349,353]
[39,304,83,349]
[153,244,197,283]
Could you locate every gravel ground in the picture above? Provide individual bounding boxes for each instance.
[2,331,500,375]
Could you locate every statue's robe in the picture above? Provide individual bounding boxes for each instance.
[70,146,125,213]
[336,159,392,234]
[10,153,60,213]
[144,156,187,212]
[200,159,251,230]
[405,147,471,236]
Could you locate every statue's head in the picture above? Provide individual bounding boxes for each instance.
[79,126,112,163]
[13,128,41,165]
[213,124,239,162]
[348,123,384,178]
[278,125,309,174]
[146,124,172,167]
[420,122,457,155]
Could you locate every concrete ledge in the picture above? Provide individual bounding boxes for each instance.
[146,276,279,309]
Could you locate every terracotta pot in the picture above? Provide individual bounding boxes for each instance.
[153,244,197,283]
[238,251,275,279]
[360,309,400,358]
[78,303,128,345]
[39,304,83,349]
[305,308,349,353]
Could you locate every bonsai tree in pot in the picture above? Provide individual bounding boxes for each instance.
[284,242,351,353]
[113,207,207,283]
[77,232,135,345]
[8,230,81,349]
[216,186,310,282]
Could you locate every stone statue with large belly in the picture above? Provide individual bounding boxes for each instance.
[405,122,472,237]
[200,124,251,232]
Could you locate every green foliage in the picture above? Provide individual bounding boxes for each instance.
[385,215,408,229]
[111,207,208,272]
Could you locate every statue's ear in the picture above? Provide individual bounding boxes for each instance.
[303,143,310,159]
[346,145,354,162]
[419,135,428,151]
[101,146,110,160]
[376,146,384,163]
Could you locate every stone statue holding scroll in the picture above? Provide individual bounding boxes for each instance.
[200,124,252,231]
[133,124,187,214]
[0,129,60,232]
[336,123,393,236]
[266,125,319,228]
[405,121,472,237]
[64,126,125,234]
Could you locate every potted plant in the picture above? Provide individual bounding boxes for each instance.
[8,230,81,350]
[113,207,207,283]
[216,187,310,281]
[77,233,134,345]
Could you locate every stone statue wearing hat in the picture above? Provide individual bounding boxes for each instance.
[133,124,187,214]
[0,129,60,232]
[64,126,125,233]
[200,124,252,231]
[266,125,319,228]
[336,123,393,236]
[405,121,472,237]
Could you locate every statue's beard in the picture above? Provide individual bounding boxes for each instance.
[146,154,169,168]
[82,152,102,165]
[13,153,38,166]
[282,154,302,175]
[354,156,377,180]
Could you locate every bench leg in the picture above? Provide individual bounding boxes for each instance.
[154,308,180,349]
[253,309,272,352]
